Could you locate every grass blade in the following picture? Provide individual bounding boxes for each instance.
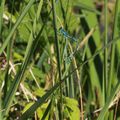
[103,0,108,103]
[52,0,63,119]
[0,0,35,55]
[0,0,5,34]
[19,81,63,120]
[97,82,120,120]
[2,23,45,118]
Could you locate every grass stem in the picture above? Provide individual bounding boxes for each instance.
[51,0,63,119]
[103,0,108,103]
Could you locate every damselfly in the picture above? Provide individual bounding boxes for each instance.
[58,27,77,42]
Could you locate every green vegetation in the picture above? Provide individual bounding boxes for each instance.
[0,0,120,119]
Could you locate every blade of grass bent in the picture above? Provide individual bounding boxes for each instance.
[97,82,120,120]
[19,80,63,120]
[0,0,35,55]
[62,36,120,92]
[3,8,52,117]
[66,36,120,84]
[20,35,120,120]
[3,24,46,118]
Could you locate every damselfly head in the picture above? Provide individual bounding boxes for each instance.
[58,27,77,42]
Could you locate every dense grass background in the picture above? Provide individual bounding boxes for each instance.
[0,0,120,119]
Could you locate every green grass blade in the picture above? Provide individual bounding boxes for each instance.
[52,0,63,119]
[103,0,108,103]
[19,81,63,120]
[80,0,103,106]
[97,82,120,120]
[108,0,119,97]
[74,1,101,15]
[81,36,120,68]
[115,0,120,55]
[0,0,5,34]
[2,6,52,117]
[69,36,120,84]
[3,0,15,100]
[2,24,45,117]
[0,0,35,55]
[41,101,52,120]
